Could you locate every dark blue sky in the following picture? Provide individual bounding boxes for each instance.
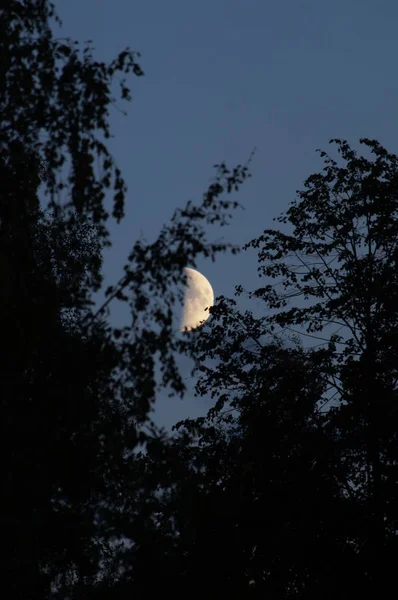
[55,0,398,429]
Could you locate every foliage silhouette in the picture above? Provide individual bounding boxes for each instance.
[1,2,253,597]
[105,138,398,598]
[240,138,398,592]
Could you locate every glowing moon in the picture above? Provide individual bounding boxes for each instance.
[180,268,214,331]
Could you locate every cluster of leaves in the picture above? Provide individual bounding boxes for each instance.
[1,0,143,245]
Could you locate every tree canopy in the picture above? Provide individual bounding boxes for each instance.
[110,138,398,598]
[1,2,251,597]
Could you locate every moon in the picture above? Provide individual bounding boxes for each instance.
[180,268,214,331]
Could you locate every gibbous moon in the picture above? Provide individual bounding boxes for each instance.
[180,268,214,331]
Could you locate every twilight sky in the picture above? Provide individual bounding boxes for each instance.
[54,0,398,430]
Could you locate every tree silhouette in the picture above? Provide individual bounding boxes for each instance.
[241,138,398,593]
[1,3,253,597]
[108,138,398,597]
